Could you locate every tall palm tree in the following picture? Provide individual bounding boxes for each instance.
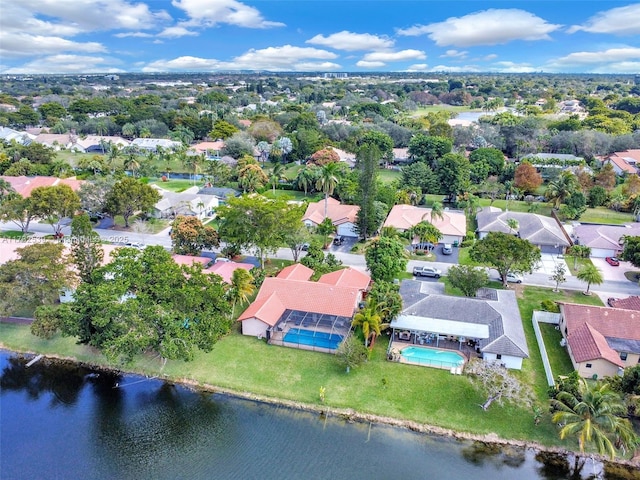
[551,379,638,460]
[228,268,255,318]
[546,171,578,209]
[316,162,341,218]
[506,218,519,235]
[566,245,591,269]
[576,264,603,295]
[269,163,286,194]
[429,201,444,224]
[295,166,317,196]
[184,154,203,185]
[352,306,383,348]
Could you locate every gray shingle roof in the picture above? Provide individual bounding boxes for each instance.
[476,209,570,248]
[397,280,529,358]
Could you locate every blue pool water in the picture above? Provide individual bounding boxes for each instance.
[401,346,465,368]
[283,328,343,350]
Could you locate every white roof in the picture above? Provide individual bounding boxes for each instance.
[392,314,490,339]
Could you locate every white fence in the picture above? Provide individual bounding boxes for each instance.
[532,310,562,387]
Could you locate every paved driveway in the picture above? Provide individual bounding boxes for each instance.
[533,253,570,276]
[591,257,637,282]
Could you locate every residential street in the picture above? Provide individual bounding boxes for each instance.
[2,220,639,299]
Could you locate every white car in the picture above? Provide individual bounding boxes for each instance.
[504,272,523,283]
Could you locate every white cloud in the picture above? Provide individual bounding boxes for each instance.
[568,4,640,35]
[489,61,537,73]
[441,50,468,59]
[361,49,426,62]
[356,60,386,68]
[171,0,284,29]
[483,54,498,61]
[405,64,429,72]
[1,33,106,58]
[550,47,640,66]
[426,65,482,72]
[306,31,394,51]
[114,32,154,38]
[398,9,562,47]
[158,26,199,38]
[142,45,338,72]
[591,61,640,74]
[2,54,124,74]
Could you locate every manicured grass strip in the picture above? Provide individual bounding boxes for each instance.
[539,322,574,378]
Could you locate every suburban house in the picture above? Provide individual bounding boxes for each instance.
[0,127,34,145]
[603,150,640,176]
[190,141,224,159]
[391,280,529,369]
[70,135,130,153]
[302,197,360,237]
[476,207,570,254]
[238,264,370,352]
[567,222,640,258]
[607,296,640,310]
[206,261,254,283]
[150,185,220,220]
[197,186,240,205]
[131,138,182,152]
[0,175,85,197]
[330,148,356,168]
[558,303,640,379]
[383,204,466,245]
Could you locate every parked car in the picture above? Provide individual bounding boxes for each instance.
[413,266,442,278]
[215,256,232,263]
[504,272,523,283]
[412,242,434,251]
[300,243,310,251]
[333,235,344,246]
[442,243,453,255]
[605,256,620,266]
[124,242,143,249]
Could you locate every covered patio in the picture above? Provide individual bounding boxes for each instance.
[389,314,490,358]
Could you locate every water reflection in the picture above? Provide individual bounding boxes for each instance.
[462,441,526,469]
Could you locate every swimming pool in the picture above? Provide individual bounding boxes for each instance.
[283,328,343,350]
[400,346,465,368]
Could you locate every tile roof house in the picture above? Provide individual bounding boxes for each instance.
[607,296,640,311]
[191,141,225,158]
[383,204,466,245]
[0,175,85,198]
[558,303,640,379]
[302,197,360,237]
[238,265,369,342]
[392,280,528,369]
[569,223,640,258]
[476,207,570,254]
[604,150,640,176]
[207,261,254,284]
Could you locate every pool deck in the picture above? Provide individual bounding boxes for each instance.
[389,341,471,370]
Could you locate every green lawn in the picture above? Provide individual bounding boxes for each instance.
[378,168,401,184]
[579,207,634,225]
[410,106,479,116]
[564,256,593,276]
[150,179,197,192]
[262,189,322,202]
[0,230,30,239]
[539,323,574,378]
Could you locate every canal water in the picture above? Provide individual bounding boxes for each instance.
[0,351,616,480]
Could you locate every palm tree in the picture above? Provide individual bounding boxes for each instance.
[352,306,383,348]
[269,163,286,194]
[316,162,341,218]
[411,221,442,250]
[551,378,638,460]
[184,154,203,185]
[546,171,578,209]
[429,201,444,224]
[566,245,591,270]
[506,218,519,235]
[228,269,255,318]
[576,264,603,295]
[0,178,16,203]
[295,166,317,196]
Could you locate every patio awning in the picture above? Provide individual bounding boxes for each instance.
[391,314,490,339]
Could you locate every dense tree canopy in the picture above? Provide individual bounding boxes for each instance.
[171,215,220,256]
[364,236,408,282]
[105,178,161,228]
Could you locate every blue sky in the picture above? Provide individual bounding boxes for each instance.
[1,1,639,74]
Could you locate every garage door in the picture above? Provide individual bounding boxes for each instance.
[540,245,563,254]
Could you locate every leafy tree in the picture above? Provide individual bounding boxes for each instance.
[466,359,533,411]
[78,177,116,215]
[559,191,587,221]
[594,163,617,191]
[514,162,543,193]
[335,335,369,373]
[408,134,452,167]
[221,132,255,159]
[410,221,442,248]
[622,236,640,269]
[546,171,579,209]
[316,217,336,247]
[170,215,219,256]
[0,243,73,316]
[308,147,339,166]
[551,379,638,460]
[576,264,603,295]
[355,144,380,240]
[217,195,303,268]
[587,185,608,208]
[30,184,81,237]
[70,213,103,283]
[316,162,341,218]
[105,178,161,228]
[366,281,403,324]
[566,245,591,270]
[549,264,567,293]
[435,153,470,203]
[205,160,232,186]
[447,265,490,297]
[358,130,394,164]
[468,148,505,176]
[238,163,268,193]
[209,119,238,140]
[364,236,408,282]
[285,224,312,262]
[469,232,541,288]
[31,304,71,339]
[0,195,36,233]
[619,364,640,395]
[400,162,439,194]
